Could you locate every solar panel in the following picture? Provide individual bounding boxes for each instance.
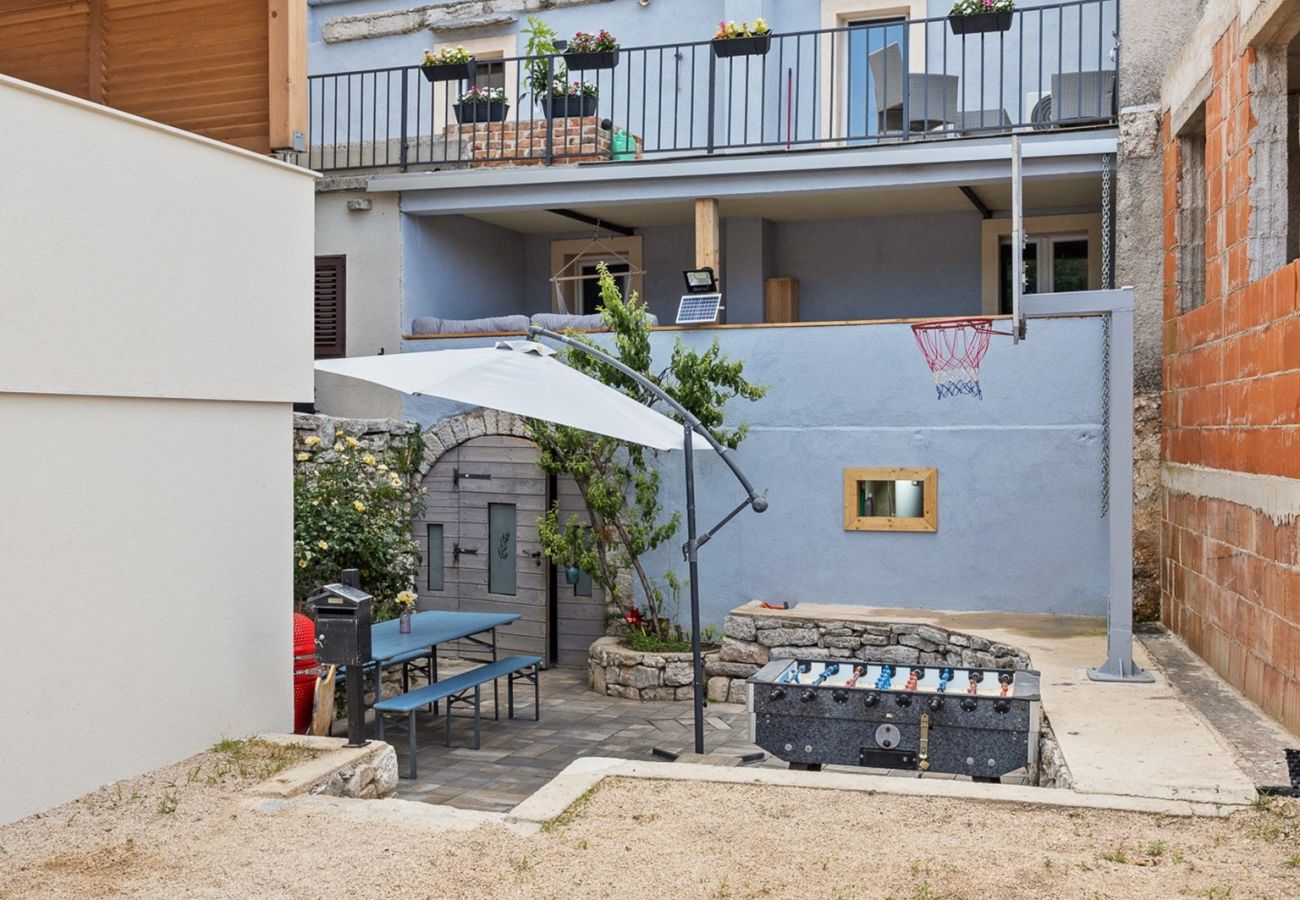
[675,293,722,325]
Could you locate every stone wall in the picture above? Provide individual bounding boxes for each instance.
[706,612,1033,705]
[322,0,615,43]
[591,612,1034,704]
[588,635,714,701]
[294,412,420,460]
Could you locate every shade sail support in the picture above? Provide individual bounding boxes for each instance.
[527,326,768,755]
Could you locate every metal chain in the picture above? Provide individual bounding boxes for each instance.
[1100,313,1111,518]
[1101,154,1113,290]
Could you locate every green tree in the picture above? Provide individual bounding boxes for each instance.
[293,429,426,620]
[529,265,766,638]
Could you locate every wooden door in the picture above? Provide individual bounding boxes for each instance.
[552,474,609,666]
[415,436,549,662]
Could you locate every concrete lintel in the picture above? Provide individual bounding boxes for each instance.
[1163,461,1300,524]
[372,130,1118,196]
[508,757,1247,823]
[1168,70,1213,138]
[384,144,1115,217]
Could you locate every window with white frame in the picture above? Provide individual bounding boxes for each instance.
[997,233,1091,313]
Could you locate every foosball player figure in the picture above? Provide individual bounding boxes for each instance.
[999,671,1013,696]
[875,665,895,690]
[903,668,922,691]
[846,664,866,688]
[937,667,954,692]
[967,669,984,695]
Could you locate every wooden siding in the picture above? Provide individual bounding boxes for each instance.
[0,2,92,99]
[0,0,303,154]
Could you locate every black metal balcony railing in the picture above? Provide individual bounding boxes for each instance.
[303,0,1117,172]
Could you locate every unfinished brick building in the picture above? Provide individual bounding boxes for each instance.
[1161,0,1300,734]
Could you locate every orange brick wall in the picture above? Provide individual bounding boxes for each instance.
[443,117,643,168]
[1161,19,1300,734]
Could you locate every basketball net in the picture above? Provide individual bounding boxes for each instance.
[911,318,1011,400]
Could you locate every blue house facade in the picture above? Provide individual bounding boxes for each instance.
[305,0,1134,659]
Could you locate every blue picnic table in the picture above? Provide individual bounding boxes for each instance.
[366,609,521,725]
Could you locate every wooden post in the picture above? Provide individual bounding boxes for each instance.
[268,0,307,152]
[694,198,721,280]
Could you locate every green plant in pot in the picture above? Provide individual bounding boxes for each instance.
[453,85,508,124]
[420,45,473,82]
[546,78,599,118]
[564,29,620,70]
[948,0,1015,35]
[712,17,773,58]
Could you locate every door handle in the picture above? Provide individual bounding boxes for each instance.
[453,543,478,565]
[528,550,543,566]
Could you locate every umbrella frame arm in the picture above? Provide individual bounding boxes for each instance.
[525,327,768,517]
[527,325,768,756]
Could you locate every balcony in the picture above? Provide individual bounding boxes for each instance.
[303,0,1118,174]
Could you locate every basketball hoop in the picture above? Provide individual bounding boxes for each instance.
[911,318,1012,400]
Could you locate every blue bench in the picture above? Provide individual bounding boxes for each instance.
[373,655,541,779]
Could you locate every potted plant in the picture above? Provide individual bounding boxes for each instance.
[543,78,598,118]
[453,85,509,124]
[563,29,620,70]
[420,46,473,83]
[711,18,772,58]
[948,0,1015,35]
[395,590,417,634]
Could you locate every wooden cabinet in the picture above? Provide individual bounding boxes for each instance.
[764,276,799,323]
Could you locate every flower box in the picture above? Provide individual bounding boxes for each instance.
[542,94,598,118]
[711,33,772,58]
[563,50,619,71]
[947,11,1014,35]
[453,101,509,124]
[421,61,474,83]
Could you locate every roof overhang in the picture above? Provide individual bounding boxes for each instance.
[370,129,1117,219]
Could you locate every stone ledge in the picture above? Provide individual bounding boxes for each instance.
[588,635,716,701]
[248,734,398,800]
[322,0,614,44]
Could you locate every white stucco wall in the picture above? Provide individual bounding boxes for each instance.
[0,75,315,824]
[313,187,404,418]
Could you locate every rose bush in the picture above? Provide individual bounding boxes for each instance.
[293,429,425,621]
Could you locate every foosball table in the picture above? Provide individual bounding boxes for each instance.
[747,657,1042,781]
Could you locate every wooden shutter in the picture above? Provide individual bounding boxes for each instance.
[314,255,346,359]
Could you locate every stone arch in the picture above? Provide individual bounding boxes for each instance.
[415,408,531,479]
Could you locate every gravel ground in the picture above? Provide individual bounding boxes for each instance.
[3,753,1298,899]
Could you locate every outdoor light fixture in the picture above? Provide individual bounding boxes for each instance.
[564,564,581,585]
[683,267,718,293]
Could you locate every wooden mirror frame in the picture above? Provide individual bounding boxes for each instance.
[842,467,938,532]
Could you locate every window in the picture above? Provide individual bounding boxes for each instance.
[997,234,1090,313]
[425,524,444,592]
[980,214,1101,313]
[488,503,517,595]
[314,255,346,359]
[846,18,907,139]
[474,50,506,93]
[843,467,937,532]
[1176,105,1207,312]
[577,261,630,315]
[550,236,644,314]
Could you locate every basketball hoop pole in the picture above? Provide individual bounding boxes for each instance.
[1011,136,1025,344]
[1020,290,1153,683]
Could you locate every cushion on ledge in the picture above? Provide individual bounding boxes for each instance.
[530,312,658,332]
[410,315,530,335]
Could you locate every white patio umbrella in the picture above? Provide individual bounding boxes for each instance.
[315,340,711,452]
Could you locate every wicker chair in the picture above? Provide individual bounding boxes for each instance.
[868,43,959,134]
[1050,70,1116,122]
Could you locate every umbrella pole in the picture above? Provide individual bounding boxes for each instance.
[684,420,705,755]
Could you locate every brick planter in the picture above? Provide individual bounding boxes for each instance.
[588,635,719,701]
